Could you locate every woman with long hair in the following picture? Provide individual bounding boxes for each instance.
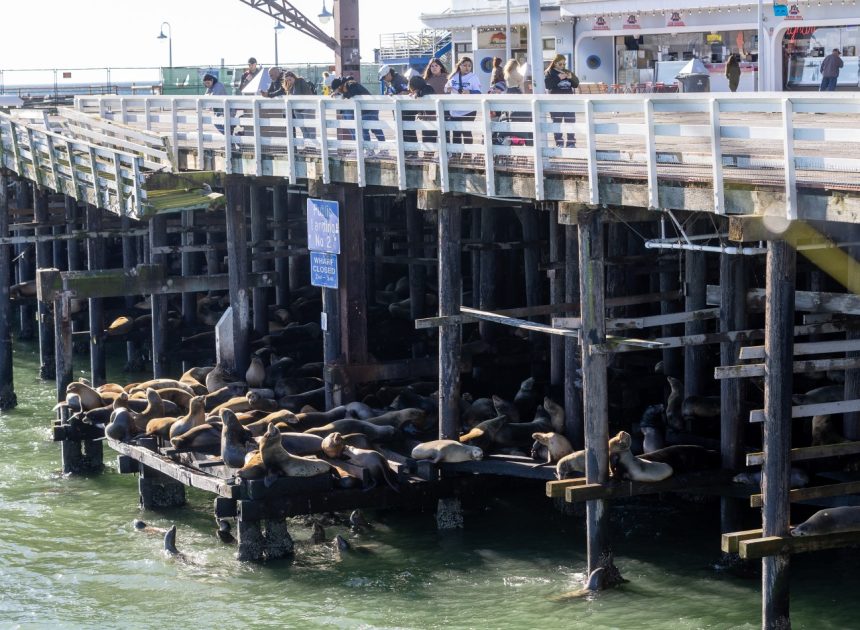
[422,57,448,94]
[444,56,482,144]
[544,53,579,147]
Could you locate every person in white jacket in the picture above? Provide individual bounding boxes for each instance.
[444,57,482,145]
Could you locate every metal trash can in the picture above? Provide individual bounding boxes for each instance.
[675,58,711,93]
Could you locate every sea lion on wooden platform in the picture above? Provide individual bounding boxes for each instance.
[542,398,565,434]
[170,422,222,452]
[682,395,721,420]
[66,382,104,411]
[342,444,400,491]
[531,432,573,464]
[279,386,326,412]
[144,416,178,439]
[344,402,375,420]
[293,407,348,429]
[637,445,720,473]
[237,451,266,479]
[155,388,193,410]
[793,385,843,405]
[245,356,266,389]
[411,439,483,464]
[791,506,860,536]
[260,423,333,481]
[365,408,429,431]
[666,377,685,432]
[321,433,346,458]
[106,316,134,337]
[812,414,849,446]
[128,379,195,396]
[206,364,242,394]
[247,391,279,412]
[732,468,810,488]
[494,416,553,447]
[305,419,398,443]
[612,447,674,482]
[640,404,666,453]
[462,397,496,429]
[492,395,521,423]
[221,409,254,468]
[105,408,133,441]
[168,396,206,440]
[514,377,539,419]
[555,431,631,480]
[127,389,165,434]
[181,366,214,387]
[458,415,509,450]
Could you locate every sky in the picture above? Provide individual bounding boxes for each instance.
[0,0,451,77]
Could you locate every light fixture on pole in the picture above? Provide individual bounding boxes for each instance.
[489,0,512,62]
[274,21,285,66]
[157,21,173,68]
[318,0,333,24]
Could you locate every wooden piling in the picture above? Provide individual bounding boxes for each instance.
[659,253,681,378]
[287,188,304,292]
[180,209,199,328]
[65,197,81,272]
[337,184,367,369]
[16,180,34,341]
[684,244,707,398]
[148,213,169,378]
[0,170,16,409]
[225,179,251,377]
[844,238,860,439]
[549,206,564,388]
[34,188,55,379]
[761,239,795,629]
[564,224,583,448]
[272,184,290,306]
[518,205,541,348]
[250,184,268,337]
[53,290,73,401]
[469,208,480,307]
[720,253,747,537]
[121,214,141,371]
[438,194,463,440]
[406,192,426,358]
[577,207,616,580]
[85,204,105,384]
[478,208,496,342]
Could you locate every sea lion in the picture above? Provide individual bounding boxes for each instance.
[492,395,520,423]
[106,315,134,337]
[514,377,539,417]
[181,366,214,387]
[206,364,242,394]
[237,450,267,479]
[153,388,193,410]
[144,416,178,439]
[245,356,266,389]
[458,415,510,450]
[365,408,429,431]
[133,519,169,535]
[542,398,565,434]
[812,414,849,446]
[494,417,553,447]
[305,419,398,442]
[791,506,860,536]
[217,519,236,544]
[128,379,195,396]
[682,395,721,420]
[531,432,573,464]
[637,445,720,473]
[168,396,207,440]
[279,386,326,412]
[321,432,345,458]
[64,392,82,413]
[343,445,399,491]
[221,409,254,468]
[344,401,375,420]
[66,382,104,411]
[612,447,674,482]
[793,385,843,405]
[411,439,483,464]
[127,388,166,435]
[163,525,188,561]
[462,397,497,429]
[311,521,327,544]
[203,385,244,412]
[732,468,810,488]
[259,423,333,481]
[666,377,685,432]
[170,422,222,452]
[350,509,371,531]
[105,408,133,441]
[555,431,631,480]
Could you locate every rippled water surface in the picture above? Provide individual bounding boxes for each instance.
[2,343,860,629]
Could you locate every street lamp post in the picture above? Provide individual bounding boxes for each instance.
[318,0,332,24]
[157,22,173,68]
[274,21,285,66]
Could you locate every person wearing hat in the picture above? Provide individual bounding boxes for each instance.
[378,64,408,96]
[202,73,227,134]
[238,57,260,93]
[329,76,385,144]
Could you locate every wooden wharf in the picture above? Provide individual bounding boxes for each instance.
[3,91,860,627]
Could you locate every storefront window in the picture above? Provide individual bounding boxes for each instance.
[784,25,860,89]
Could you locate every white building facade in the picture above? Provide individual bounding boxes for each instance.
[421,0,860,91]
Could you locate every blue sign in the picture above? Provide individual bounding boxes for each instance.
[774,3,788,15]
[306,198,340,254]
[310,251,338,289]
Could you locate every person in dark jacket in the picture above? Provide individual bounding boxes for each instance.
[820,49,843,91]
[544,54,579,147]
[330,77,385,143]
[282,71,317,140]
[264,68,286,97]
[237,57,260,93]
[203,73,227,133]
[725,53,741,92]
[408,75,437,147]
[379,65,409,96]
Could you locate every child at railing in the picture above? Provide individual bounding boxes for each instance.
[444,57,482,145]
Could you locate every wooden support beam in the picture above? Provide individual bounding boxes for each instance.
[34,188,54,379]
[761,238,795,630]
[548,206,564,388]
[746,441,860,466]
[272,185,290,305]
[149,213,168,378]
[749,399,860,423]
[406,192,426,359]
[553,308,719,331]
[438,194,463,441]
[564,470,736,502]
[740,338,860,361]
[461,306,579,338]
[739,531,860,560]
[478,207,496,342]
[717,356,860,380]
[564,224,582,448]
[52,292,73,401]
[85,203,105,385]
[722,528,769,554]
[225,179,251,378]
[338,184,368,368]
[0,171,16,409]
[250,185,268,337]
[750,480,860,508]
[707,284,860,315]
[545,477,587,498]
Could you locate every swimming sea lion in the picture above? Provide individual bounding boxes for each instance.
[531,432,573,464]
[260,423,333,480]
[133,519,169,535]
[217,519,236,544]
[245,356,266,389]
[791,506,860,536]
[812,414,849,446]
[350,509,371,531]
[321,432,346,458]
[221,409,254,468]
[168,396,206,440]
[611,447,674,482]
[411,439,483,464]
[555,431,631,480]
[66,382,104,411]
[542,398,565,434]
[163,525,188,561]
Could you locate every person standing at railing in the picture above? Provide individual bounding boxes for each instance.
[263,68,286,97]
[725,53,741,93]
[330,76,385,144]
[444,57,482,145]
[544,54,578,148]
[490,57,505,85]
[423,57,448,95]
[502,59,533,147]
[820,49,843,92]
[379,65,409,96]
[281,70,317,140]
[203,73,228,134]
[237,57,261,94]
[408,75,436,155]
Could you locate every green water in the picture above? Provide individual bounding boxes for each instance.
[1,343,858,629]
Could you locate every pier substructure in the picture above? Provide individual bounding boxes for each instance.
[85,204,106,384]
[0,170,15,409]
[34,188,54,379]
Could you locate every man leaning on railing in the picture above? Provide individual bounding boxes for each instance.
[329,76,385,146]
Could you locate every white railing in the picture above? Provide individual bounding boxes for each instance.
[74,93,860,220]
[0,111,146,217]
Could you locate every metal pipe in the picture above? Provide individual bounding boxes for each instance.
[644,241,767,255]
